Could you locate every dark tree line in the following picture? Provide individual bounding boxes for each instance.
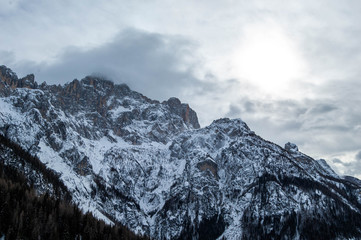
[0,133,70,200]
[0,161,147,240]
[0,134,147,239]
[241,173,361,240]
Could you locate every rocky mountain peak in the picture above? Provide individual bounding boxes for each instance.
[0,66,200,144]
[0,66,201,132]
[0,65,18,82]
[285,141,299,153]
[0,65,18,92]
[2,66,361,239]
[0,65,37,90]
[81,75,115,89]
[164,97,200,129]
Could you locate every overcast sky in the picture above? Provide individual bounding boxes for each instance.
[1,0,361,178]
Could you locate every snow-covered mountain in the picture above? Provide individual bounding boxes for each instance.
[1,65,361,239]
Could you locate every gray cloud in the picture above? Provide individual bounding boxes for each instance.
[356,151,361,161]
[14,29,203,101]
[8,26,361,178]
[307,104,337,115]
[0,50,15,64]
[226,104,242,118]
[222,94,361,160]
[332,158,343,164]
[243,101,256,113]
[2,0,361,178]
[343,161,361,177]
[330,159,353,171]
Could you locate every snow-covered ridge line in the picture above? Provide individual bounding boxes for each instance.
[1,65,361,239]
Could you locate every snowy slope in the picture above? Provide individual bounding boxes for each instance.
[1,65,361,239]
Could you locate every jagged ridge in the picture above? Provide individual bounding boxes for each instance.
[1,65,361,239]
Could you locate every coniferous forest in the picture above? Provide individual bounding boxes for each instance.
[0,134,147,240]
[0,161,147,240]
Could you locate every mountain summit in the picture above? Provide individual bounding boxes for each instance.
[1,66,361,239]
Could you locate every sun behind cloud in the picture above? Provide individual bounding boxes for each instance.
[232,22,308,97]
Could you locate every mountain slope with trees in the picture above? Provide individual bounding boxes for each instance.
[2,65,361,239]
[0,134,146,240]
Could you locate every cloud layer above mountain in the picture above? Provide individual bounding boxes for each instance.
[1,0,361,177]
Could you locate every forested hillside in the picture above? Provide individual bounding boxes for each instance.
[0,134,147,240]
[0,161,147,240]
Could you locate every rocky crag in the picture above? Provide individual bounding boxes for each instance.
[1,65,361,239]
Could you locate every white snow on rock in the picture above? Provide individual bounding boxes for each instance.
[1,70,361,239]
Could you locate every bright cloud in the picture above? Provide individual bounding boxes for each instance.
[1,0,361,178]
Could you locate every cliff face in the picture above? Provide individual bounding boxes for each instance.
[1,65,361,239]
[0,66,37,90]
[164,97,200,129]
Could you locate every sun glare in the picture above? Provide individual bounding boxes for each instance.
[232,23,307,96]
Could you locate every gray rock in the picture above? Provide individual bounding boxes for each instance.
[1,66,361,240]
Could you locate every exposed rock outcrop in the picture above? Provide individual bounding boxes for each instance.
[1,66,361,240]
[164,97,200,129]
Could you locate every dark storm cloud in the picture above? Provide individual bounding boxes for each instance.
[15,29,202,101]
